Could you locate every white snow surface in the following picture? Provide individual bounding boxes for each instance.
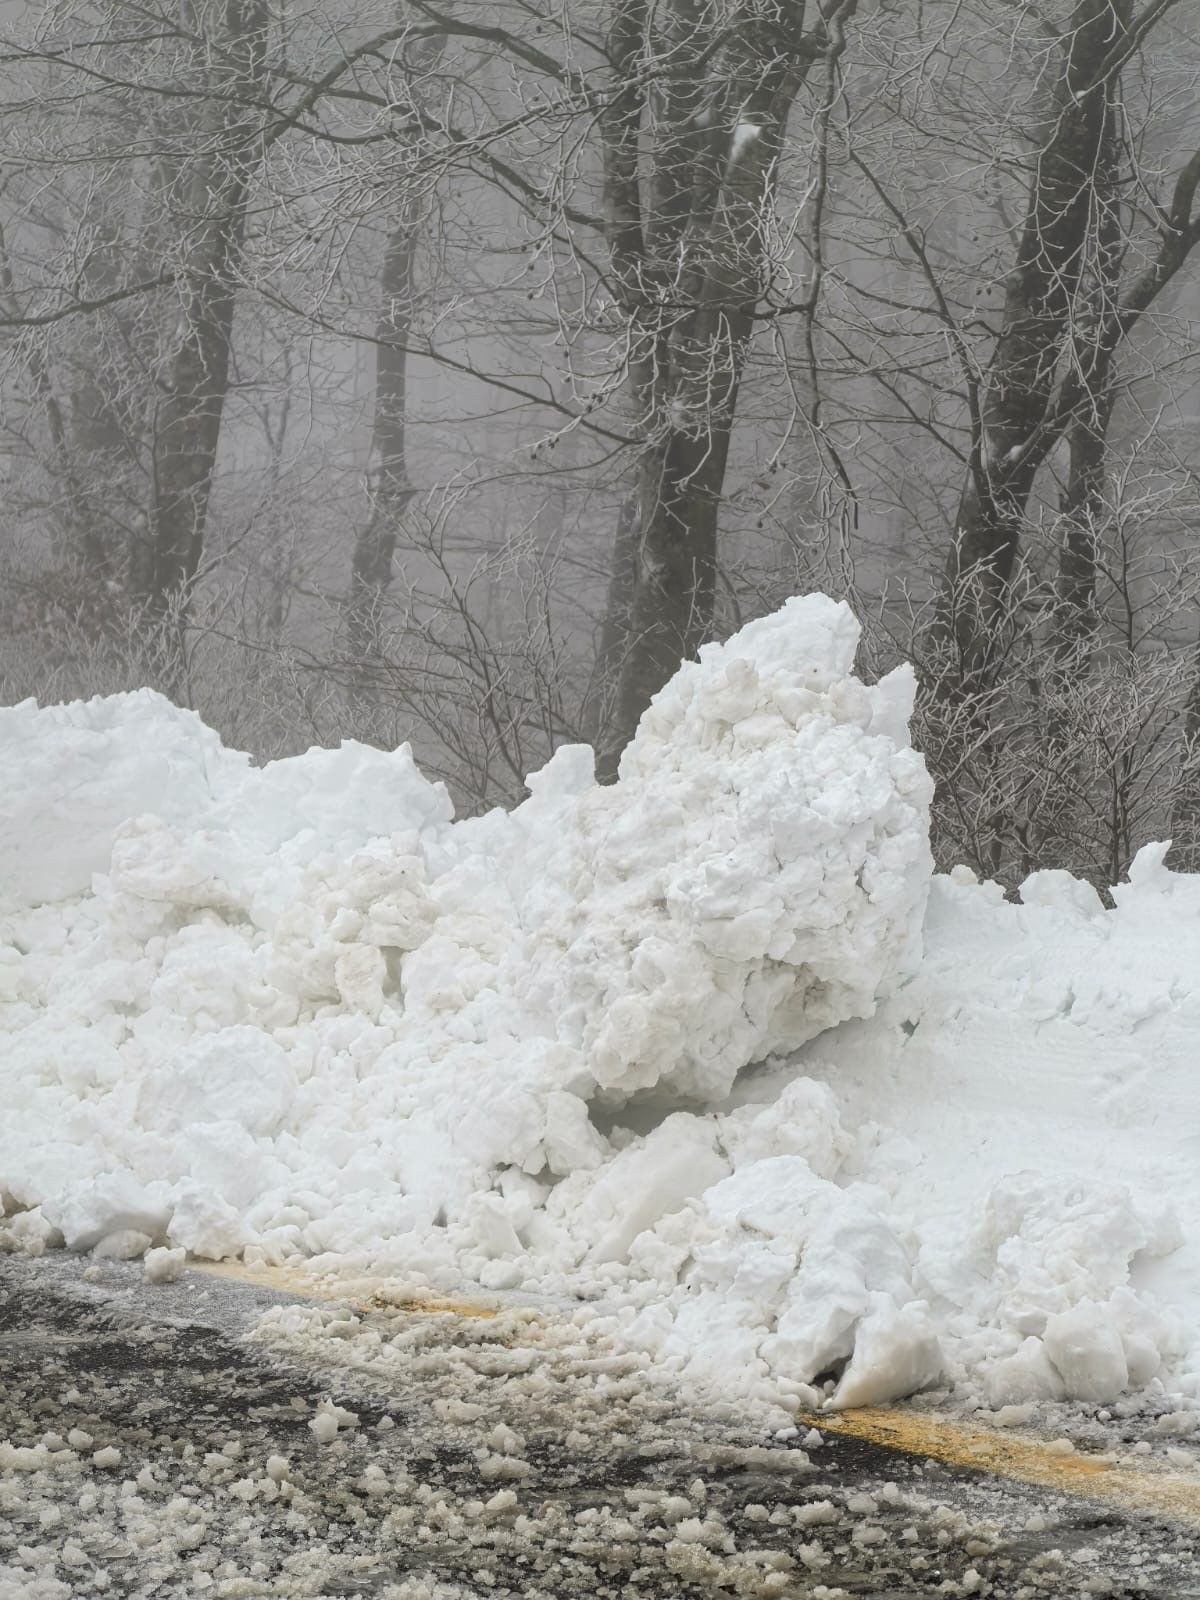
[2,593,1199,1416]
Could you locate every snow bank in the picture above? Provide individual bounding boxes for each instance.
[601,849,1200,1415]
[5,592,1199,1419]
[775,848,1200,1412]
[1,596,938,1402]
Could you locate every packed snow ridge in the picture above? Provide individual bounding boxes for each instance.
[3,594,1199,1419]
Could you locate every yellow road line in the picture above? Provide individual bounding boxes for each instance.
[190,1259,1200,1525]
[189,1257,503,1320]
[809,1406,1200,1526]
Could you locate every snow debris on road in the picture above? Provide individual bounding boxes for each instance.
[2,592,1200,1418]
[8,1260,1192,1600]
[142,1246,186,1285]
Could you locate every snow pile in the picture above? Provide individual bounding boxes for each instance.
[779,850,1200,1411]
[601,852,1200,1414]
[0,690,451,917]
[1,596,941,1405]
[548,854,1200,1415]
[6,591,1200,1418]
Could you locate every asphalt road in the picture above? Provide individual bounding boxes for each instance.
[2,1254,1199,1599]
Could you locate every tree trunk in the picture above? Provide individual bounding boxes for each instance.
[1051,72,1124,673]
[597,399,737,779]
[347,210,420,669]
[596,0,856,776]
[1053,361,1116,665]
[0,225,104,583]
[66,216,138,586]
[1168,632,1200,874]
[933,0,1132,694]
[584,489,639,748]
[141,0,269,648]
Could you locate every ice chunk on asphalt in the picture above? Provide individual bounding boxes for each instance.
[40,1171,169,1254]
[830,1295,942,1409]
[1042,1299,1131,1403]
[143,1246,187,1284]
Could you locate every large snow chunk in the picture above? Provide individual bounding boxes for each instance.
[138,1027,297,1138]
[517,594,933,1103]
[0,686,454,916]
[1042,1300,1131,1403]
[41,1170,170,1253]
[968,1173,1181,1338]
[831,1296,943,1409]
[0,690,240,910]
[167,1182,246,1260]
[576,1116,730,1266]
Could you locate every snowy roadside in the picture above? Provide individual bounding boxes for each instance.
[5,593,1200,1425]
[4,1254,1200,1600]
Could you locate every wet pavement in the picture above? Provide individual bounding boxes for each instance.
[2,1254,1199,1599]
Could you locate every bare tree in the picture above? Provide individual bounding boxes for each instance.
[141,0,271,642]
[346,209,422,666]
[344,26,451,670]
[595,0,859,773]
[931,0,1200,696]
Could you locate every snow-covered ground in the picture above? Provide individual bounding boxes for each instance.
[3,594,1199,1424]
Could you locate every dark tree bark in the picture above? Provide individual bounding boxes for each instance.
[1168,635,1200,873]
[584,489,639,745]
[1051,62,1125,674]
[347,210,420,668]
[345,24,450,678]
[1053,363,1117,664]
[935,0,1133,692]
[596,0,857,779]
[141,0,270,641]
[933,0,1200,702]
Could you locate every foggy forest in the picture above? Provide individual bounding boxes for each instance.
[2,0,1198,892]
